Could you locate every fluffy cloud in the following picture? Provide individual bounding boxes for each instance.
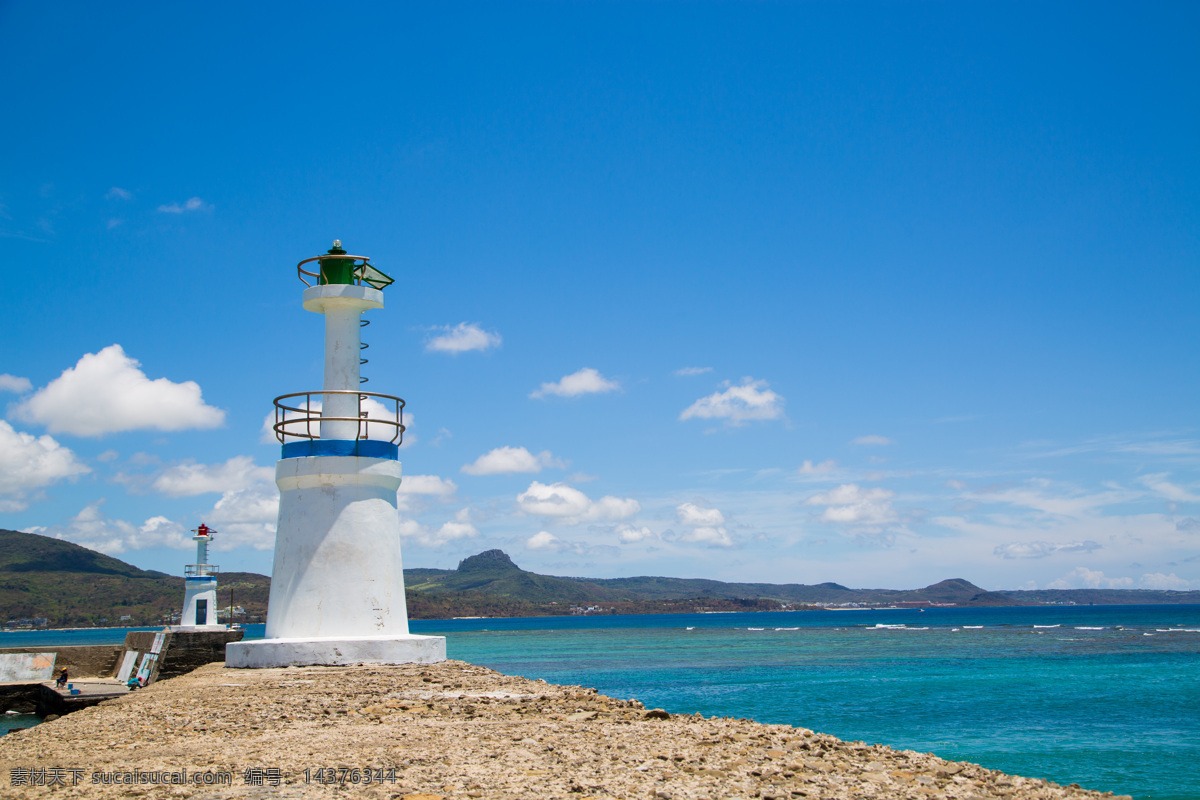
[1139,572,1195,590]
[398,474,458,496]
[461,446,563,476]
[23,502,192,556]
[852,435,894,446]
[0,421,90,511]
[798,459,838,475]
[676,502,725,527]
[206,485,280,551]
[993,540,1103,559]
[106,187,132,200]
[674,501,731,547]
[394,473,457,514]
[0,374,32,393]
[13,345,225,436]
[804,484,896,525]
[523,530,595,554]
[530,368,619,399]
[151,456,273,497]
[615,523,656,544]
[157,197,210,213]
[679,526,733,547]
[425,323,502,354]
[674,366,712,377]
[516,481,639,524]
[1046,567,1134,590]
[679,378,784,427]
[398,508,480,548]
[526,531,561,550]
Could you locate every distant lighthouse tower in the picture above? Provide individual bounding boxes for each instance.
[226,242,446,668]
[176,523,223,630]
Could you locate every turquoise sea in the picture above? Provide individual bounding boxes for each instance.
[3,605,1198,800]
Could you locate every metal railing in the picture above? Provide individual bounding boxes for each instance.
[296,253,394,290]
[185,564,219,578]
[273,389,405,444]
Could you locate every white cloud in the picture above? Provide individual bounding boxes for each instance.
[530,368,620,399]
[151,456,273,497]
[13,345,225,436]
[397,508,480,548]
[1139,572,1195,590]
[852,435,894,446]
[461,446,564,476]
[23,501,191,556]
[516,481,640,524]
[1138,473,1200,503]
[0,421,90,511]
[804,484,896,525]
[207,485,280,551]
[435,508,479,543]
[1046,567,1134,590]
[673,501,732,547]
[106,187,132,200]
[679,378,784,427]
[993,540,1103,559]
[615,523,656,544]
[425,323,501,354]
[0,374,32,393]
[398,474,458,496]
[676,502,725,527]
[97,450,119,462]
[798,459,838,475]
[674,366,712,377]
[679,526,733,547]
[158,197,210,213]
[526,531,561,550]
[136,516,193,550]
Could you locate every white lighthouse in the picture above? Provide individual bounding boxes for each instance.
[176,523,223,630]
[226,242,446,668]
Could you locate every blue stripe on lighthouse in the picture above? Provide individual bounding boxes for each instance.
[281,439,399,460]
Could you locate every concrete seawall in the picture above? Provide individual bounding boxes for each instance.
[0,660,1128,800]
[0,630,245,716]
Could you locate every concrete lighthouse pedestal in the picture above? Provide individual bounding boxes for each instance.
[226,455,445,668]
[226,241,444,669]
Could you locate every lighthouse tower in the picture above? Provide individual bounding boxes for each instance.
[176,523,223,630]
[226,242,446,668]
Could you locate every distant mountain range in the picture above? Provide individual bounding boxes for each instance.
[1,531,1196,627]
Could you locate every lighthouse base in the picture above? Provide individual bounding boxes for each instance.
[224,634,446,669]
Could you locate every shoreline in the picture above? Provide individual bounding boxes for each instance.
[0,660,1129,799]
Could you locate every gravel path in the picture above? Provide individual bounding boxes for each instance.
[0,660,1129,800]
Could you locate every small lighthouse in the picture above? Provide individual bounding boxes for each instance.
[226,242,446,668]
[176,523,223,630]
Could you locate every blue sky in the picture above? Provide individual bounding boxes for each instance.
[1,1,1197,591]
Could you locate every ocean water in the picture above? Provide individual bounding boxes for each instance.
[414,605,1200,800]
[3,606,1198,799]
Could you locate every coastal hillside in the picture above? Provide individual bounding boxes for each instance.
[2,530,1197,627]
[0,529,271,628]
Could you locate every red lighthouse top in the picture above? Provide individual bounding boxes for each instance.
[193,523,215,538]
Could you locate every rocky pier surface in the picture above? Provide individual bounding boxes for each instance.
[0,660,1128,800]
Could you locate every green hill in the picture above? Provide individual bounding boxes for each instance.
[2,530,1197,626]
[0,529,269,627]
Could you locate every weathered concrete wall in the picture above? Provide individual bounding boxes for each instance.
[124,629,244,682]
[0,645,123,678]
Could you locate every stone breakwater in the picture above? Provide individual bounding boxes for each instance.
[0,660,1128,800]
